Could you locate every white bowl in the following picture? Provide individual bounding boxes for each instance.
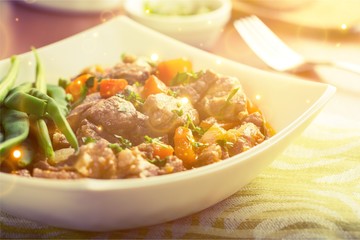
[0,16,335,231]
[123,0,232,49]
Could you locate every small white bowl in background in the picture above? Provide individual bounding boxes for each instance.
[123,0,232,49]
[21,0,123,13]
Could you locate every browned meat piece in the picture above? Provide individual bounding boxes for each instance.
[105,62,154,85]
[32,160,82,179]
[158,155,185,175]
[33,168,82,179]
[72,139,117,179]
[142,93,199,135]
[170,70,219,104]
[242,112,264,129]
[115,147,159,178]
[66,93,102,131]
[82,95,151,145]
[242,112,273,138]
[52,130,70,150]
[194,144,222,168]
[76,119,115,145]
[227,122,265,156]
[136,142,185,174]
[197,74,248,122]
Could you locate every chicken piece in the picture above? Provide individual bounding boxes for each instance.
[82,95,152,145]
[104,62,154,85]
[142,93,199,135]
[115,147,159,178]
[227,122,265,156]
[66,92,102,131]
[72,139,117,179]
[170,70,219,104]
[197,74,248,122]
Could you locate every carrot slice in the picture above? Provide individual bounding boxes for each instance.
[174,126,196,168]
[157,58,192,86]
[142,75,168,98]
[99,79,128,98]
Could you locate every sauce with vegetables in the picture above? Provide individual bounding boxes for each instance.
[0,53,274,179]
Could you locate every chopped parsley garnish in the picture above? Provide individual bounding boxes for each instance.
[148,156,167,167]
[226,87,240,103]
[172,108,184,117]
[144,135,168,148]
[82,136,96,144]
[114,135,132,149]
[118,88,144,109]
[216,139,234,150]
[170,70,204,86]
[108,143,123,154]
[185,114,205,136]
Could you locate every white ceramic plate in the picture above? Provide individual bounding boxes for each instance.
[0,16,335,231]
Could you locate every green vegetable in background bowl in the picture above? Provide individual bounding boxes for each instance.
[144,0,217,16]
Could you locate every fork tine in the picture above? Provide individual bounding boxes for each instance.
[234,16,303,71]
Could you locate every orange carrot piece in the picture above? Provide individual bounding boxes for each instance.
[142,75,168,98]
[153,143,174,159]
[174,126,196,169]
[157,58,192,86]
[99,79,128,98]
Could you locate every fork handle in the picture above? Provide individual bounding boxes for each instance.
[323,60,360,75]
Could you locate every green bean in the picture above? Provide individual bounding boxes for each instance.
[27,89,79,151]
[32,48,55,160]
[31,116,54,160]
[0,56,20,103]
[6,82,33,97]
[47,84,70,116]
[32,47,46,93]
[0,108,30,164]
[4,90,47,117]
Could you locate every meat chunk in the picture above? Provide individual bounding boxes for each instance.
[81,95,152,145]
[72,139,117,179]
[227,122,265,156]
[76,119,115,145]
[170,70,219,104]
[137,143,185,174]
[104,62,154,85]
[158,155,185,175]
[195,144,222,168]
[197,74,248,122]
[115,147,159,178]
[242,112,272,138]
[33,168,82,179]
[66,93,102,131]
[142,93,199,135]
[32,160,82,179]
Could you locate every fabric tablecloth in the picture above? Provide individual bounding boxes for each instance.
[1,113,360,239]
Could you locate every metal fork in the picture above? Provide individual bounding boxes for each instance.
[233,15,360,75]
